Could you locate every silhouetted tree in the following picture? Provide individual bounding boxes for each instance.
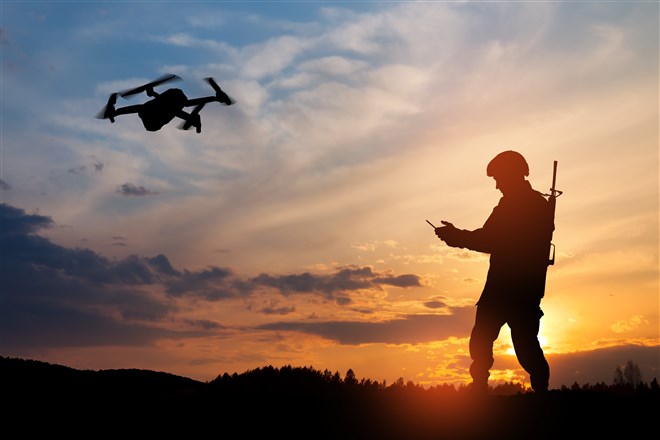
[614,360,643,388]
[345,368,357,386]
[492,381,526,396]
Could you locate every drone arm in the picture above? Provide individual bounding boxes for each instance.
[113,104,142,116]
[186,96,220,107]
[96,92,141,122]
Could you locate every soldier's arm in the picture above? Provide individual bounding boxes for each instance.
[435,224,494,253]
[436,206,501,253]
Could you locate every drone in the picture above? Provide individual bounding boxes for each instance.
[96,74,234,133]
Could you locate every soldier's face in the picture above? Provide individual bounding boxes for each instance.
[493,174,518,195]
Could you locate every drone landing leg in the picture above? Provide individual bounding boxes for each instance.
[177,110,201,133]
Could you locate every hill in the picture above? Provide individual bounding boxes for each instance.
[2,356,657,438]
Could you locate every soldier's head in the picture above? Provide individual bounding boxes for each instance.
[487,150,529,195]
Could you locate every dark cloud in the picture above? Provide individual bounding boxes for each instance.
[116,183,159,196]
[250,265,421,301]
[148,254,180,276]
[3,204,656,387]
[258,309,475,345]
[2,203,426,349]
[165,266,237,300]
[261,306,296,315]
[491,343,660,389]
[423,300,447,309]
[0,178,11,190]
[546,344,660,387]
[375,273,422,288]
[1,203,198,349]
[4,301,177,349]
[335,296,352,306]
[1,203,53,235]
[182,319,226,331]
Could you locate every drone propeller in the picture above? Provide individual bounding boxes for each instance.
[120,73,181,98]
[205,77,234,105]
[179,103,205,133]
[96,93,118,122]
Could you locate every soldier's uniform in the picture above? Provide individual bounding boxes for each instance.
[437,151,553,393]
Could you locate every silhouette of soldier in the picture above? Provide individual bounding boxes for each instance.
[434,150,553,394]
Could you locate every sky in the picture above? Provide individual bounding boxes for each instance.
[1,1,658,390]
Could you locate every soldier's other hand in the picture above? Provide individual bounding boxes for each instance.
[435,221,460,246]
[434,220,455,238]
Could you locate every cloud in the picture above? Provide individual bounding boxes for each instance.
[3,183,657,383]
[484,342,660,388]
[242,35,310,79]
[547,344,660,387]
[68,161,103,175]
[0,178,11,190]
[2,203,53,235]
[3,2,656,387]
[351,240,400,252]
[261,305,296,316]
[461,277,480,284]
[68,165,86,175]
[448,250,489,262]
[250,265,421,302]
[164,266,238,300]
[2,203,426,348]
[116,183,160,196]
[1,203,201,348]
[423,300,447,309]
[155,32,235,55]
[611,315,649,333]
[257,309,474,345]
[182,319,226,331]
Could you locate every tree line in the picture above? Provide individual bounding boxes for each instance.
[2,355,656,397]
[2,356,657,437]
[208,360,658,396]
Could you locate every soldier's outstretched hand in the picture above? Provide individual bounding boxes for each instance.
[435,221,460,247]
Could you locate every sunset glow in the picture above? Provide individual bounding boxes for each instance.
[1,1,658,389]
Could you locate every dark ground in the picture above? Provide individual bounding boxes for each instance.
[2,356,657,438]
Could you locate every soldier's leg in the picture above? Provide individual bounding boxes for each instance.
[510,306,549,392]
[469,304,505,391]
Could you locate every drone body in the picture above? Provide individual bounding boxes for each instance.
[97,74,234,133]
[138,88,187,132]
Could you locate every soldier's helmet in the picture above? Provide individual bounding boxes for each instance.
[487,150,529,178]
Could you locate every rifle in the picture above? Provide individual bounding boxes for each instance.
[545,161,563,265]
